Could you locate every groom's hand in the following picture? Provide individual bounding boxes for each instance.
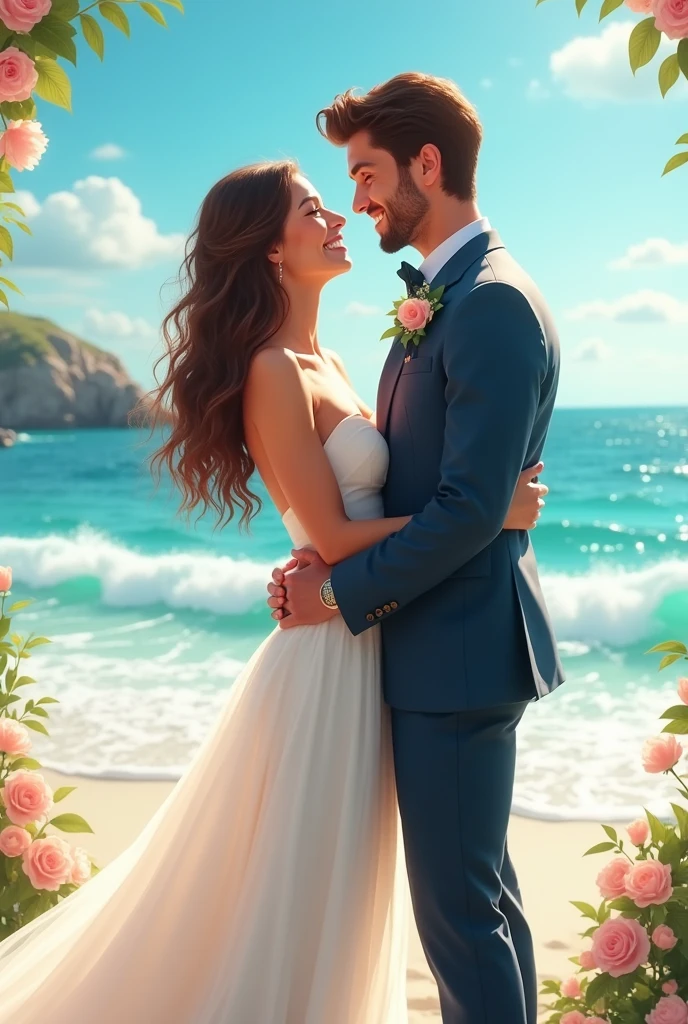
[266,549,336,629]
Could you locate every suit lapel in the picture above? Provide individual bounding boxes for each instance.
[376,340,406,438]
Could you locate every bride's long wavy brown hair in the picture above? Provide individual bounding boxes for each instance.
[147,160,297,527]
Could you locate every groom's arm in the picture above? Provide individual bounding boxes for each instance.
[331,281,548,637]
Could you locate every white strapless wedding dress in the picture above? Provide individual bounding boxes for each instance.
[0,415,409,1024]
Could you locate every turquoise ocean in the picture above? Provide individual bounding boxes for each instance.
[2,406,687,821]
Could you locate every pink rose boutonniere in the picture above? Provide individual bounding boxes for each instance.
[381,280,445,350]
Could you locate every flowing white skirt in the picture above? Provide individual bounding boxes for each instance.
[0,618,408,1023]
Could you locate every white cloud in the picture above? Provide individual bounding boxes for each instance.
[91,143,126,161]
[14,177,185,271]
[83,308,158,342]
[345,301,383,316]
[610,238,688,269]
[572,337,613,362]
[551,21,686,102]
[567,290,688,324]
[480,78,493,90]
[526,79,550,101]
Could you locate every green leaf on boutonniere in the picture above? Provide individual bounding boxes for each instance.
[393,300,403,309]
[380,326,403,340]
[400,332,412,348]
[427,286,445,302]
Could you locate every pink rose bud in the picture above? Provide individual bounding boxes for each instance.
[0,824,32,857]
[22,835,73,891]
[0,718,31,757]
[579,949,596,970]
[560,1013,587,1024]
[626,860,673,908]
[642,734,684,774]
[2,769,53,827]
[653,924,679,950]
[0,565,11,592]
[69,846,92,886]
[653,0,688,40]
[627,818,650,846]
[561,976,583,998]
[663,981,679,996]
[397,297,432,333]
[0,120,48,172]
[596,855,631,899]
[624,0,654,10]
[0,47,38,104]
[0,0,52,33]
[645,994,688,1024]
[591,915,651,977]
[678,678,688,706]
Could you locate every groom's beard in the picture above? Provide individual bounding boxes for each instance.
[377,167,429,255]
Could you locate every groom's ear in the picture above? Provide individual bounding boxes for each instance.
[417,144,442,189]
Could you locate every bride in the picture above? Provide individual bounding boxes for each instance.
[0,160,544,1023]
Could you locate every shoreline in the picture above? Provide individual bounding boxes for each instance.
[43,768,606,1022]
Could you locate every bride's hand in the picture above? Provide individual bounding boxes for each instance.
[503,461,548,531]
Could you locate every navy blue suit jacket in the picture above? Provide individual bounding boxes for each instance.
[331,230,565,712]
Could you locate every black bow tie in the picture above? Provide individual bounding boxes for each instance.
[397,261,426,296]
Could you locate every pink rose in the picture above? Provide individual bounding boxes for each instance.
[654,925,679,951]
[579,949,596,970]
[653,0,688,39]
[627,818,651,846]
[589,1019,610,1024]
[0,119,48,172]
[678,678,688,706]
[0,824,31,857]
[597,855,632,899]
[664,982,679,996]
[22,834,73,891]
[0,0,51,32]
[592,915,651,977]
[0,718,31,757]
[2,770,53,827]
[0,47,38,103]
[0,565,11,592]
[69,846,91,886]
[561,976,583,998]
[561,1013,587,1024]
[642,735,684,774]
[397,297,432,333]
[626,860,673,908]
[625,0,654,10]
[645,995,688,1024]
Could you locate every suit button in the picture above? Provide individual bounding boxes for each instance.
[383,604,391,613]
[375,608,384,618]
[366,613,375,622]
[390,601,398,610]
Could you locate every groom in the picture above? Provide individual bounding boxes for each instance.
[267,73,564,1023]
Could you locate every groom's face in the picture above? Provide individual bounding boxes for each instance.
[347,132,429,254]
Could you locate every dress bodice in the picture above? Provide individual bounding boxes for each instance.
[282,415,389,549]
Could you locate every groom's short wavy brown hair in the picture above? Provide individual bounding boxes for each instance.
[317,73,483,202]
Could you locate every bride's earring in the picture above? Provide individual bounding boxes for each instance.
[279,262,283,285]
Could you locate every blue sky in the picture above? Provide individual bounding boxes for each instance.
[8,0,687,408]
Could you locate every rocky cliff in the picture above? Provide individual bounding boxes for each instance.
[0,313,145,430]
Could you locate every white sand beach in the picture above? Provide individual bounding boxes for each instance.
[43,769,606,1022]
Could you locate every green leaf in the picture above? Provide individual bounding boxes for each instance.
[0,99,38,121]
[648,642,687,655]
[661,705,688,720]
[670,887,688,907]
[0,617,9,641]
[53,786,76,803]
[586,971,614,1007]
[672,803,688,840]
[646,809,667,844]
[658,832,683,868]
[29,707,49,718]
[0,171,15,195]
[34,57,72,112]
[36,696,59,705]
[8,756,41,770]
[660,653,684,671]
[99,2,131,36]
[7,219,31,237]
[629,18,662,75]
[599,0,624,19]
[571,900,599,921]
[25,637,51,650]
[6,600,31,613]
[607,895,643,917]
[602,824,618,843]
[0,24,12,48]
[584,841,617,856]
[22,719,49,737]
[667,906,688,944]
[380,326,403,340]
[575,0,588,13]
[157,0,184,9]
[139,2,167,26]
[50,0,80,18]
[662,719,688,734]
[30,13,78,65]
[13,676,36,688]
[80,13,105,59]
[676,134,688,145]
[678,39,688,81]
[659,54,681,98]
[0,225,12,261]
[49,812,93,834]
[0,286,10,309]
[663,151,688,175]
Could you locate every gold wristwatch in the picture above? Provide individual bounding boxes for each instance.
[320,578,338,610]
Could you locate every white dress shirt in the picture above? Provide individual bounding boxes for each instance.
[418,217,491,284]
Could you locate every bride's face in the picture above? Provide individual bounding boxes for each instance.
[277,175,351,284]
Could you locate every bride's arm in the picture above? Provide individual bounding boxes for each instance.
[245,348,408,565]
